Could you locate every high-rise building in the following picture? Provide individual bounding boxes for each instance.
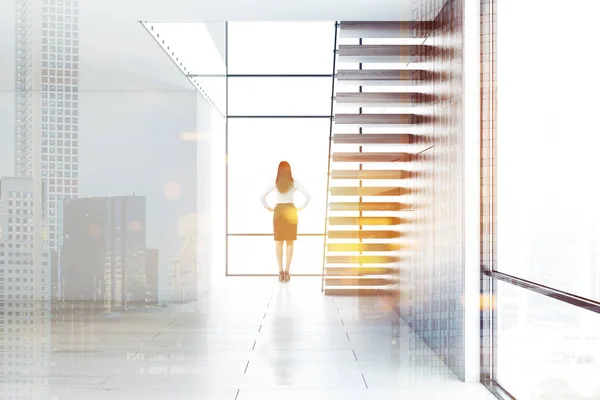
[15,0,80,251]
[49,248,59,299]
[0,177,50,303]
[145,248,159,305]
[60,195,146,311]
[169,215,198,304]
[0,177,51,398]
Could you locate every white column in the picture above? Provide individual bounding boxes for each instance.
[463,0,481,383]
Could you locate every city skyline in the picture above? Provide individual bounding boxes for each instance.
[61,195,149,310]
[0,0,202,303]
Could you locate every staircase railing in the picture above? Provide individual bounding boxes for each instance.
[322,21,339,293]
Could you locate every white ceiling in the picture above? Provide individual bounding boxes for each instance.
[109,0,414,22]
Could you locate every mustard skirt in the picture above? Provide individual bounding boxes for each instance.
[273,203,298,241]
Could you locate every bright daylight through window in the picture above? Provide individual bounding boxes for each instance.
[225,22,336,275]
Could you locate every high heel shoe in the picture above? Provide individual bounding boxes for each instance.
[284,271,290,282]
[279,271,285,282]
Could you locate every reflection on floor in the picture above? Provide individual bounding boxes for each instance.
[1,277,494,399]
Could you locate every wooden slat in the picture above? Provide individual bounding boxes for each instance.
[325,266,396,275]
[327,243,403,252]
[328,216,408,226]
[331,187,411,196]
[324,288,390,296]
[333,134,416,145]
[335,113,421,126]
[328,230,403,239]
[337,69,426,86]
[329,202,410,211]
[325,277,398,286]
[336,92,416,106]
[328,255,400,264]
[331,170,414,180]
[332,152,413,162]
[338,45,425,63]
[339,21,434,39]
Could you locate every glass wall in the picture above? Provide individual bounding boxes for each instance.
[225,22,336,275]
[481,1,600,398]
[0,7,226,312]
[496,1,600,302]
[497,281,600,399]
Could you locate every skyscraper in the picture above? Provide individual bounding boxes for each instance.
[0,177,50,303]
[15,0,80,251]
[0,178,51,392]
[145,248,159,305]
[169,214,198,304]
[61,195,146,311]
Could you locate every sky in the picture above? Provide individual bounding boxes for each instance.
[0,1,16,178]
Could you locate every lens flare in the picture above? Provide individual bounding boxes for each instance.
[128,220,143,232]
[164,181,182,201]
[180,132,208,141]
[88,223,102,237]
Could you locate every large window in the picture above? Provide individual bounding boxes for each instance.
[225,22,336,276]
[481,2,600,399]
[227,236,325,275]
[497,281,600,399]
[227,77,332,116]
[227,22,335,75]
[227,118,329,235]
[496,1,600,301]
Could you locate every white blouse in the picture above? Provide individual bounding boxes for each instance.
[260,180,311,209]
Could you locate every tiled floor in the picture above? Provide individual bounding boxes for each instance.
[1,277,496,399]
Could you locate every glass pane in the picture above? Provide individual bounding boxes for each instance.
[228,235,324,275]
[497,280,600,399]
[227,77,332,116]
[75,91,202,305]
[227,22,335,74]
[497,1,600,300]
[227,118,329,234]
[5,12,227,311]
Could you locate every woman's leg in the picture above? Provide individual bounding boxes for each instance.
[276,241,284,274]
[285,240,294,273]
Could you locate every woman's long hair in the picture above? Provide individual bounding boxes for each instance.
[276,161,294,193]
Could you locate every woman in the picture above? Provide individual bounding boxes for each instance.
[260,161,311,282]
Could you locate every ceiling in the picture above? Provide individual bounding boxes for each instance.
[98,0,415,22]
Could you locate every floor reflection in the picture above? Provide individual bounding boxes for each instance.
[0,277,494,399]
[265,282,294,386]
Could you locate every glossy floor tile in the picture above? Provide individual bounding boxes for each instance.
[0,277,495,399]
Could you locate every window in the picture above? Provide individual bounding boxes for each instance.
[224,23,335,276]
[497,16,600,300]
[227,118,329,235]
[228,77,332,116]
[481,3,600,399]
[227,22,335,74]
[497,281,600,399]
[228,236,324,275]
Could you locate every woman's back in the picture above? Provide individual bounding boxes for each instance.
[261,179,311,207]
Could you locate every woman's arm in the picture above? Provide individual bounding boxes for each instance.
[294,180,311,209]
[260,181,275,210]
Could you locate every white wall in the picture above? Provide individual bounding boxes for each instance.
[196,92,226,296]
